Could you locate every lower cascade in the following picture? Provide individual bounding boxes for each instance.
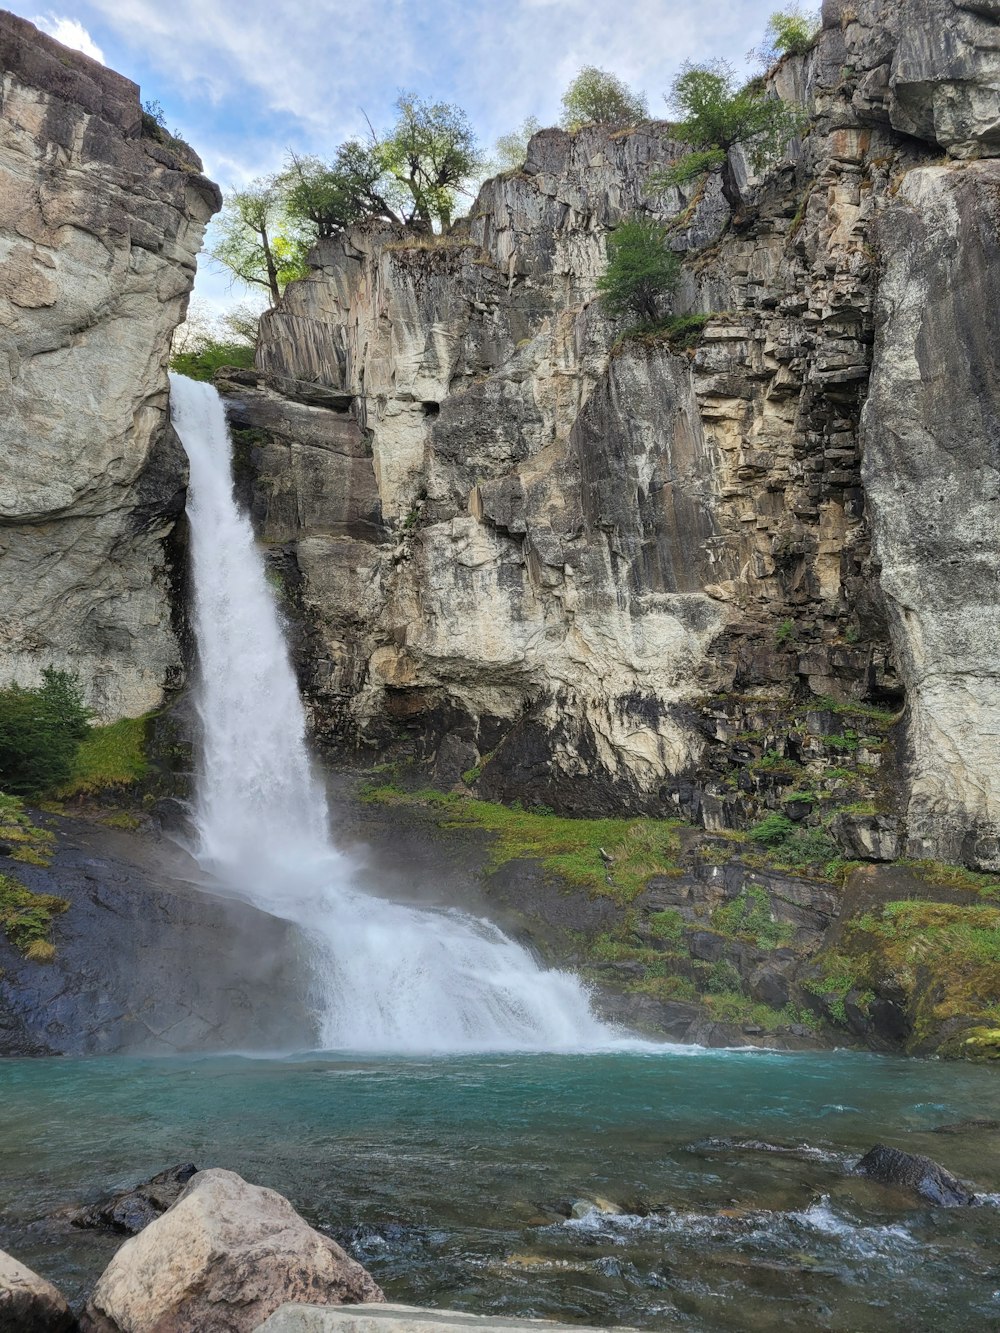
[168,373,612,1052]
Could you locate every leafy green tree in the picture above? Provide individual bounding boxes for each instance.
[656,60,807,213]
[495,116,541,170]
[0,670,91,797]
[378,93,483,230]
[279,145,405,236]
[596,216,680,325]
[209,178,308,305]
[560,66,648,131]
[752,6,821,67]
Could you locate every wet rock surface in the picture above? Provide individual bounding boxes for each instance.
[72,1164,200,1236]
[0,816,316,1056]
[853,1144,980,1206]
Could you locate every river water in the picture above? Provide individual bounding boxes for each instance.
[14,377,992,1328]
[3,1047,1000,1329]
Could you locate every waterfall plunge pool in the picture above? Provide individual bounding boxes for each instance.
[3,1046,1000,1330]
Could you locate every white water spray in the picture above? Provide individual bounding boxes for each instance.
[169,374,614,1052]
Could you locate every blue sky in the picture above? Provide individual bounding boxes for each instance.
[17,2,778,314]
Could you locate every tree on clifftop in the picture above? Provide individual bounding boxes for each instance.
[378,93,483,230]
[560,66,648,131]
[654,60,806,214]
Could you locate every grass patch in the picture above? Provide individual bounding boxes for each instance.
[0,793,54,866]
[617,313,712,353]
[702,990,819,1032]
[360,784,685,901]
[711,885,794,949]
[0,872,67,959]
[900,860,1000,900]
[54,717,149,797]
[838,900,1000,1053]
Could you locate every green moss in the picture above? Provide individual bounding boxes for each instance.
[648,908,685,941]
[0,872,67,959]
[0,793,54,866]
[702,990,819,1032]
[616,313,712,353]
[360,785,685,901]
[54,716,150,797]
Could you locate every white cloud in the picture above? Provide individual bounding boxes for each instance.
[32,13,105,63]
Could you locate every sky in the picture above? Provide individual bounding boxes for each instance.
[16,2,778,316]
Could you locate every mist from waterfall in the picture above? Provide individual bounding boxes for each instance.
[168,374,615,1052]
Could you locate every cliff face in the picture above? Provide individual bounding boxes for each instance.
[0,12,220,719]
[229,0,999,870]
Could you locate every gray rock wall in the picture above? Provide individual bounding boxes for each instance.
[236,0,998,864]
[0,12,219,719]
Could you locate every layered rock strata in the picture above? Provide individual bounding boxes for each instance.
[0,12,219,719]
[229,0,999,868]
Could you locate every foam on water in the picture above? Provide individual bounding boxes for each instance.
[169,373,618,1053]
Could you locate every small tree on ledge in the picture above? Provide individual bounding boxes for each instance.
[596,216,680,327]
[654,60,807,216]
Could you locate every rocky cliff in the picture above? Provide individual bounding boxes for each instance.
[225,0,999,873]
[0,11,219,720]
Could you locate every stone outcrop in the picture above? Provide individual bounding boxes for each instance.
[0,1248,75,1332]
[73,1163,199,1235]
[0,12,219,719]
[861,159,1000,869]
[0,816,318,1056]
[226,0,999,867]
[82,1168,384,1333]
[853,1143,979,1205]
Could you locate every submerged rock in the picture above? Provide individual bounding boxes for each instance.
[81,1168,384,1332]
[72,1163,199,1235]
[853,1144,978,1206]
[0,1248,75,1332]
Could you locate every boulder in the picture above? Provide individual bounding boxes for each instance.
[73,1163,199,1235]
[0,1248,75,1332]
[81,1168,384,1332]
[853,1144,978,1205]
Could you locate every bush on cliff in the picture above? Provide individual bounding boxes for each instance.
[0,670,91,797]
[654,59,807,213]
[752,6,822,66]
[597,216,680,325]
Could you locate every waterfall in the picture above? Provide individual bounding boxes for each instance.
[169,374,614,1052]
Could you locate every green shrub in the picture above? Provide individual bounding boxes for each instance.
[170,341,255,383]
[0,670,91,797]
[750,813,796,846]
[597,216,680,325]
[54,716,149,797]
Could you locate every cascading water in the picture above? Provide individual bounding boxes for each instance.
[169,374,615,1052]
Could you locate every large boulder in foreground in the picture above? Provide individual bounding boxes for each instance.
[0,1248,75,1331]
[853,1144,978,1206]
[81,1168,384,1332]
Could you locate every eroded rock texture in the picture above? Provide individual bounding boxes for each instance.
[226,1,997,866]
[0,12,219,718]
